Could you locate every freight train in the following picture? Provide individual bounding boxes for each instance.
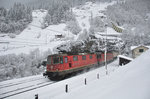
[43,51,118,80]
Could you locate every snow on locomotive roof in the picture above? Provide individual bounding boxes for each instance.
[49,53,92,56]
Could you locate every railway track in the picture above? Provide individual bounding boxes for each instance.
[0,75,56,99]
[0,81,55,99]
[0,77,45,89]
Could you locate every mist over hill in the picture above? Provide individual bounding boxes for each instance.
[0,0,52,9]
[0,0,113,9]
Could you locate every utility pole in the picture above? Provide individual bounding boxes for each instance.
[105,24,108,75]
[45,34,47,45]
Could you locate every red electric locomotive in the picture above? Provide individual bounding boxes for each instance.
[43,52,115,80]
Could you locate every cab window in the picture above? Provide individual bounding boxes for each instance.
[97,54,101,59]
[65,57,68,63]
[53,56,59,64]
[82,55,86,60]
[60,57,63,64]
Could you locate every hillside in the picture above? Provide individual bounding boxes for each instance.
[0,1,120,56]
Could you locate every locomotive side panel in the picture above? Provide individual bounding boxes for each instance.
[63,56,69,70]
[44,52,117,80]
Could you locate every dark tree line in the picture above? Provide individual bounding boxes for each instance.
[0,3,32,34]
[43,0,72,27]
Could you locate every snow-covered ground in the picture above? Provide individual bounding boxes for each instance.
[1,49,150,99]
[53,50,150,99]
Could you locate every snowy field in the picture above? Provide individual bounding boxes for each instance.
[1,49,150,99]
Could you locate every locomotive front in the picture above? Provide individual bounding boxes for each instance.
[43,54,65,80]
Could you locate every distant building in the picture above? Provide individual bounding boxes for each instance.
[131,45,150,58]
[118,55,133,66]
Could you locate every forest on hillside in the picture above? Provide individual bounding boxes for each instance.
[0,0,112,35]
[0,3,32,35]
[106,0,150,47]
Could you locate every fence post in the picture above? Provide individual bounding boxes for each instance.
[35,94,38,99]
[65,84,68,93]
[97,74,99,79]
[84,78,87,85]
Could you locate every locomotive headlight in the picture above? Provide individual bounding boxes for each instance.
[50,66,53,69]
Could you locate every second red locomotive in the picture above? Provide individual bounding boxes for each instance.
[43,52,117,80]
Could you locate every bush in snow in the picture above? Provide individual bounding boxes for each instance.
[0,49,52,81]
[8,33,16,38]
[77,29,89,41]
[89,16,105,33]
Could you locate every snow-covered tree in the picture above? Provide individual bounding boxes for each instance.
[0,48,52,81]
[77,29,89,41]
[0,3,32,34]
[89,16,105,33]
[66,20,81,35]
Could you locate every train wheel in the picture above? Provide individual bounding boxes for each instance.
[48,75,65,81]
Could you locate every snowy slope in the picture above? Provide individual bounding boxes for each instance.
[73,1,117,40]
[73,2,115,31]
[0,10,74,55]
[52,49,150,99]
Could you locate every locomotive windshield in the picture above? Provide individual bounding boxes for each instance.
[53,56,63,64]
[97,54,101,59]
